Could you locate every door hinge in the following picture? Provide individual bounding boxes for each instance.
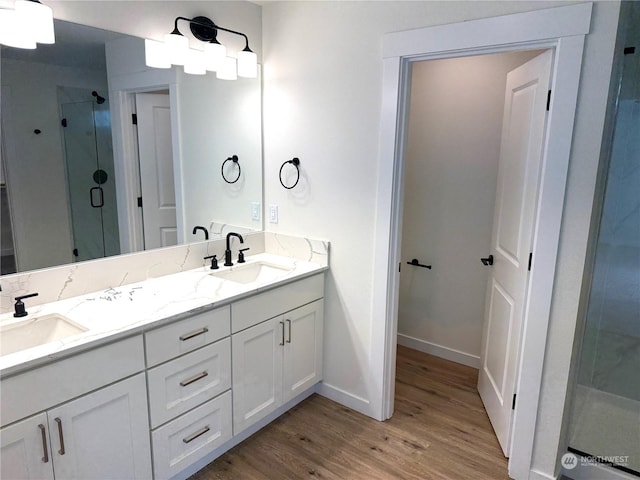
[546,90,551,111]
[528,252,533,271]
[623,46,636,55]
[132,113,138,125]
[137,196,143,208]
[72,248,78,257]
[399,262,401,273]
[512,393,517,410]
[61,118,67,128]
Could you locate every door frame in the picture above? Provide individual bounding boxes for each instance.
[109,67,184,254]
[371,3,592,479]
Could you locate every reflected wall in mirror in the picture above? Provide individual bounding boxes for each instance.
[0,18,262,274]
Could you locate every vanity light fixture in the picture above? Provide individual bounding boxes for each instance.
[0,0,55,49]
[145,15,257,80]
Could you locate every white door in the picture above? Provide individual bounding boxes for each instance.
[135,93,177,250]
[47,374,152,479]
[283,300,324,403]
[1,413,54,480]
[478,50,552,456]
[232,317,284,434]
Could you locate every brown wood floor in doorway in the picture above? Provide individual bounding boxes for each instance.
[190,345,509,479]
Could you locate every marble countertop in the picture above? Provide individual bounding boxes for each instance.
[0,253,327,377]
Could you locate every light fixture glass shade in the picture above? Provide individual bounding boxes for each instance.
[216,56,237,81]
[184,48,206,75]
[237,50,258,78]
[0,8,36,49]
[203,42,226,72]
[145,39,171,69]
[164,32,189,65]
[14,0,54,44]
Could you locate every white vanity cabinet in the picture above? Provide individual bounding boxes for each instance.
[0,337,152,480]
[231,274,324,434]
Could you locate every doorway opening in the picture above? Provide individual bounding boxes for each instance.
[397,47,550,463]
[374,5,592,478]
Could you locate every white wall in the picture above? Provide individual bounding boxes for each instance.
[262,1,620,478]
[178,70,262,232]
[398,51,540,366]
[1,58,108,271]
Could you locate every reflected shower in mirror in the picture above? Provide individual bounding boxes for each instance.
[0,19,262,274]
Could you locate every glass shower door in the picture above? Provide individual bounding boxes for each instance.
[567,14,640,476]
[61,100,119,262]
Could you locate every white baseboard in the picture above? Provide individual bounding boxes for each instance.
[529,469,556,480]
[397,333,480,369]
[317,382,372,417]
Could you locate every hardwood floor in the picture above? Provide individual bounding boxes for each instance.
[190,346,509,479]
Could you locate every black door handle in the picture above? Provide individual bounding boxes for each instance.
[90,187,104,208]
[407,259,432,269]
[481,255,494,266]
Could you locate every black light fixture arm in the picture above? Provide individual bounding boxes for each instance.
[173,16,252,50]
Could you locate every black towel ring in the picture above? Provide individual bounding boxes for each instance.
[279,157,300,190]
[221,155,241,184]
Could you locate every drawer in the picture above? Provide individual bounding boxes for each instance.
[147,338,231,428]
[145,306,230,367]
[231,273,324,333]
[151,391,232,480]
[1,335,144,427]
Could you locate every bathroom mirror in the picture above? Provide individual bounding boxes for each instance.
[0,18,262,274]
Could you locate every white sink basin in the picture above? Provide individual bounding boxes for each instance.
[0,314,88,356]
[211,261,294,285]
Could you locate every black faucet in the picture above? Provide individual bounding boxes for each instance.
[192,226,209,241]
[13,292,39,318]
[224,232,244,266]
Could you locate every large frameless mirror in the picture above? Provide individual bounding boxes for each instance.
[0,18,262,274]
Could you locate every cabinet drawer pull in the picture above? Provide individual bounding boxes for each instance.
[179,327,209,341]
[182,425,210,444]
[54,417,65,455]
[279,321,285,346]
[38,424,49,463]
[179,371,209,387]
[286,319,292,343]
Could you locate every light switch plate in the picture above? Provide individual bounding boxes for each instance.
[269,205,278,224]
[251,202,261,221]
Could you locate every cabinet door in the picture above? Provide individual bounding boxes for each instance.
[47,373,152,480]
[283,300,324,403]
[232,317,283,434]
[1,413,54,480]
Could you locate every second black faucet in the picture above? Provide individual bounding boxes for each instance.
[224,232,245,266]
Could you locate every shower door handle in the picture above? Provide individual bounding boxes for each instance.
[90,187,104,208]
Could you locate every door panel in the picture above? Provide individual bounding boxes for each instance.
[0,413,53,480]
[232,317,283,434]
[478,50,552,456]
[136,93,177,250]
[47,374,151,480]
[283,300,324,403]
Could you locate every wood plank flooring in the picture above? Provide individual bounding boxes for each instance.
[190,346,509,479]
